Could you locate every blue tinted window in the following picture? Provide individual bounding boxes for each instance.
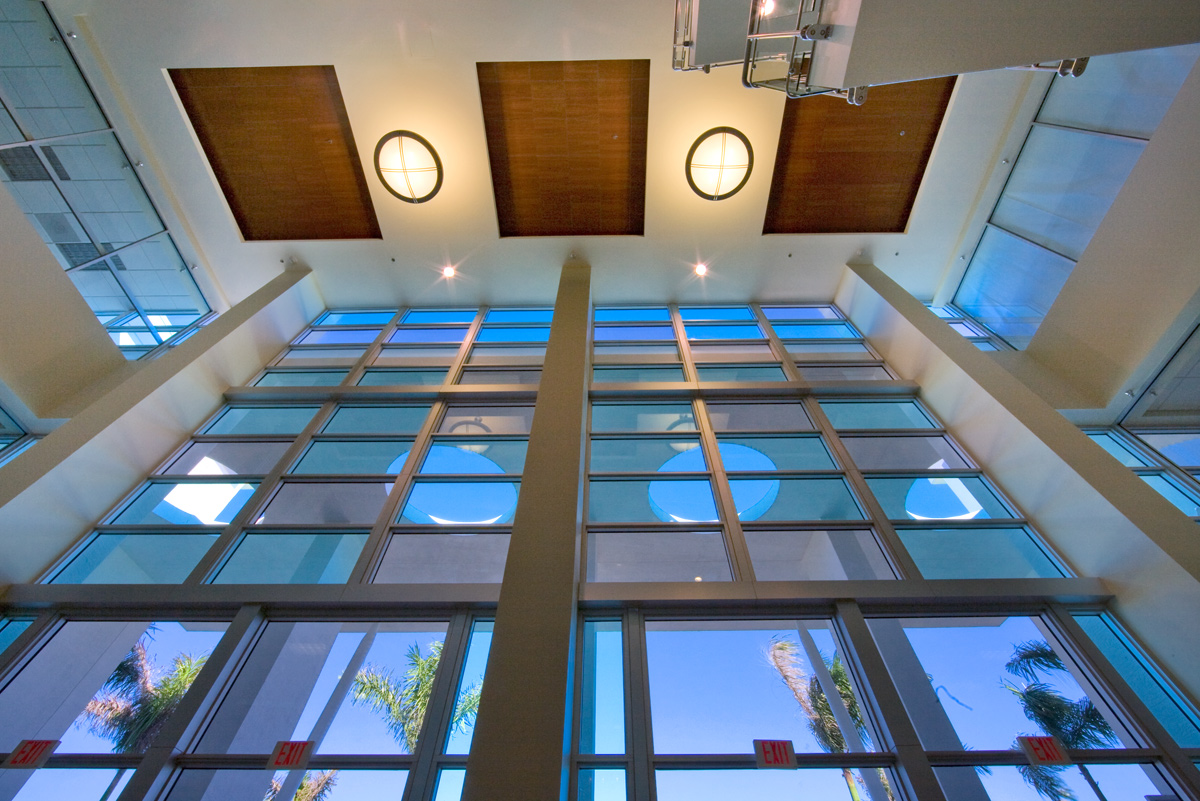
[820,401,935,430]
[420,441,528,475]
[293,440,413,474]
[0,619,32,654]
[389,327,469,344]
[1136,432,1200,468]
[324,406,431,434]
[485,309,553,323]
[213,533,367,584]
[1087,432,1150,467]
[113,481,258,526]
[1140,474,1200,515]
[731,478,863,521]
[475,326,551,343]
[679,307,753,321]
[684,324,764,340]
[255,370,347,387]
[762,306,840,320]
[593,365,687,383]
[867,476,1013,520]
[318,311,396,326]
[297,329,380,345]
[358,369,448,386]
[591,404,696,433]
[773,323,859,339]
[400,480,520,525]
[899,528,1065,579]
[695,365,787,382]
[593,325,676,341]
[206,406,320,436]
[51,533,218,583]
[589,478,718,523]
[927,306,956,319]
[402,309,477,324]
[949,321,984,337]
[594,308,670,322]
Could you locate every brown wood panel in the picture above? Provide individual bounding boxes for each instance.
[763,77,956,234]
[170,66,380,240]
[477,60,649,237]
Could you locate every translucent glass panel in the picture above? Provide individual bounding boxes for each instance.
[375,346,459,365]
[293,440,414,474]
[374,533,510,583]
[325,405,431,434]
[319,310,397,326]
[594,307,670,322]
[211,532,367,583]
[679,306,754,321]
[0,618,32,655]
[468,344,546,364]
[866,476,1013,520]
[772,322,859,339]
[762,305,840,320]
[205,406,320,436]
[112,481,257,526]
[475,325,550,342]
[51,532,217,583]
[1140,474,1200,515]
[684,323,764,340]
[744,530,895,580]
[458,368,540,385]
[656,769,893,801]
[593,325,675,341]
[0,620,226,756]
[587,530,731,581]
[166,441,290,475]
[733,478,863,521]
[297,328,381,345]
[800,365,892,381]
[898,528,1064,578]
[389,327,469,344]
[580,621,625,754]
[646,620,878,754]
[820,401,934,430]
[867,616,1136,752]
[278,347,366,366]
[194,621,451,755]
[402,309,475,324]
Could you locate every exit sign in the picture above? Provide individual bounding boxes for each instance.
[269,740,315,770]
[1018,735,1071,766]
[754,739,797,769]
[2,740,59,769]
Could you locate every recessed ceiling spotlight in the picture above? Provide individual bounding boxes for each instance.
[694,263,708,276]
[442,266,456,278]
[686,127,753,201]
[374,130,443,203]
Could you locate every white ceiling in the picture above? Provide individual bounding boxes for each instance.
[48,0,1034,310]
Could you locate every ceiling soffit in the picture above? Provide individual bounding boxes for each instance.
[170,65,381,241]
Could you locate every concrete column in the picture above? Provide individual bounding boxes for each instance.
[837,260,1200,702]
[461,259,591,801]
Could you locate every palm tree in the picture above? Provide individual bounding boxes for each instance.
[80,638,208,800]
[768,638,892,801]
[264,771,338,801]
[351,640,481,753]
[1004,640,1118,801]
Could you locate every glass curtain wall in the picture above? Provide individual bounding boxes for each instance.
[3,302,1200,801]
[0,0,211,357]
[951,44,1200,348]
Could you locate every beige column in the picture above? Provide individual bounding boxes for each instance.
[462,259,591,801]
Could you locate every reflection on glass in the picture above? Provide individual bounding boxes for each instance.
[256,370,348,387]
[400,481,520,525]
[298,329,380,345]
[358,369,448,386]
[580,621,625,753]
[324,405,431,434]
[420,441,527,475]
[593,365,687,383]
[113,481,257,526]
[841,436,967,470]
[293,440,413,475]
[212,533,367,583]
[319,311,397,326]
[1134,432,1200,467]
[439,407,536,435]
[445,621,493,754]
[579,768,627,801]
[934,763,1167,801]
[256,483,389,525]
[374,533,510,583]
[591,404,696,433]
[52,533,218,583]
[588,530,731,582]
[898,528,1064,578]
[819,401,934,430]
[590,438,703,473]
[590,479,717,524]
[205,406,319,436]
[745,530,894,580]
[695,365,787,382]
[166,441,290,476]
[707,402,811,431]
[0,618,32,655]
[656,769,890,801]
[716,436,834,471]
[9,769,134,801]
[389,327,469,344]
[867,476,1012,520]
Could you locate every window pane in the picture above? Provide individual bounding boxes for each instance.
[113,481,257,526]
[374,533,510,583]
[1135,432,1200,467]
[716,436,835,470]
[420,440,527,474]
[841,435,969,470]
[194,621,449,755]
[389,327,469,344]
[439,407,536,435]
[256,370,347,387]
[374,346,460,365]
[594,307,670,322]
[657,769,890,801]
[580,622,625,754]
[0,620,226,756]
[166,441,290,476]
[167,770,408,801]
[689,342,776,359]
[579,768,627,801]
[292,440,413,475]
[444,621,493,754]
[51,533,217,583]
[1139,474,1200,515]
[1073,613,1200,747]
[593,325,676,341]
[934,762,1167,801]
[866,476,1013,520]
[484,308,553,323]
[402,309,477,324]
[867,615,1134,753]
[898,528,1065,578]
[0,619,32,655]
[762,306,840,320]
[468,345,546,364]
[707,402,810,431]
[278,347,365,366]
[399,480,520,525]
[774,323,859,339]
[297,328,380,345]
[256,483,389,525]
[434,769,466,801]
[593,343,679,358]
[695,364,787,382]
[646,620,877,753]
[475,326,550,343]
[212,533,367,583]
[788,342,871,356]
[745,530,894,580]
[1087,431,1150,466]
[593,365,687,383]
[590,404,696,433]
[684,323,764,340]
[587,530,730,582]
[589,479,718,523]
[357,369,448,386]
[820,401,935,430]
[7,769,134,801]
[679,306,753,321]
[458,368,541,385]
[800,365,893,381]
[732,478,863,521]
[205,406,319,436]
[589,438,704,473]
[319,311,397,326]
[324,405,431,434]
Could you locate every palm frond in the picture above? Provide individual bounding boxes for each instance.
[1005,640,1065,682]
[1017,760,1076,800]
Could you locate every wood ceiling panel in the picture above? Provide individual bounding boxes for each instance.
[477,60,649,237]
[764,77,956,234]
[170,66,380,241]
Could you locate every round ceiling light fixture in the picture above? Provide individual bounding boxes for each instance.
[686,126,753,201]
[374,130,443,203]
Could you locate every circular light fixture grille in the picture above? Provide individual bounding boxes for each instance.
[686,126,753,201]
[374,130,443,203]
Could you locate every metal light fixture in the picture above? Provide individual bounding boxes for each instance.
[686,127,753,200]
[374,130,443,203]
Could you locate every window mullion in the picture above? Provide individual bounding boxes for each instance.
[623,608,654,801]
